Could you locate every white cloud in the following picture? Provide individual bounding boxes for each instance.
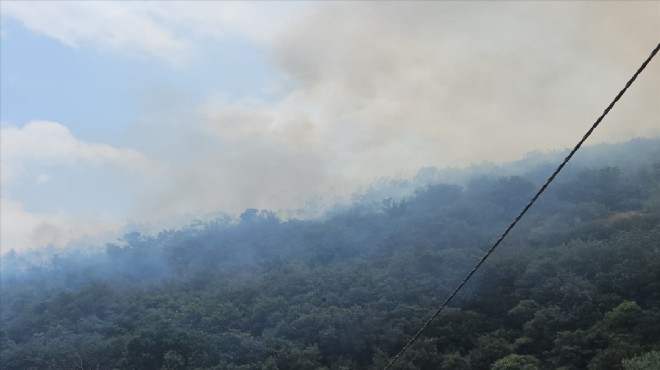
[0,121,165,252]
[144,2,310,43]
[36,174,51,186]
[2,2,187,64]
[1,1,309,64]
[1,120,164,186]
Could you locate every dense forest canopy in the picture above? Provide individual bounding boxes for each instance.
[1,138,660,369]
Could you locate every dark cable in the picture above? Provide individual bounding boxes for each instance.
[384,42,660,369]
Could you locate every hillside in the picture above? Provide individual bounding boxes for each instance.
[1,139,660,369]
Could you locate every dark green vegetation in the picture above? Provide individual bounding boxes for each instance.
[2,139,660,369]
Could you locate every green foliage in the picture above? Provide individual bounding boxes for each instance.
[491,354,539,370]
[438,352,470,370]
[604,301,643,332]
[2,155,660,369]
[468,334,512,370]
[508,300,540,327]
[622,351,660,370]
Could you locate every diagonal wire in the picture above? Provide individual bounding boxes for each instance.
[384,42,660,370]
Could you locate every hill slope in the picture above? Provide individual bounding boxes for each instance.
[2,138,660,369]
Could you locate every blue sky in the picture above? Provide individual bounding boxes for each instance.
[1,16,279,144]
[1,29,288,219]
[2,17,137,142]
[1,2,658,253]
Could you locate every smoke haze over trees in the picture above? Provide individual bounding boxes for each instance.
[3,2,658,253]
[1,138,660,369]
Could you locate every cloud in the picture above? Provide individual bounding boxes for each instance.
[1,2,187,64]
[36,174,51,186]
[1,121,164,185]
[143,2,310,43]
[0,121,165,252]
[1,1,309,64]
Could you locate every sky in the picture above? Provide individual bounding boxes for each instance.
[1,1,659,254]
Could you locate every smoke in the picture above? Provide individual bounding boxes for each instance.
[0,197,121,253]
[3,2,657,250]
[141,2,658,218]
[270,1,659,171]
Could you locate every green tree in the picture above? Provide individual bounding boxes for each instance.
[468,334,512,370]
[622,351,660,370]
[491,354,539,370]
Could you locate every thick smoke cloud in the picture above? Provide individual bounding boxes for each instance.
[2,2,658,251]
[156,2,658,217]
[270,2,659,171]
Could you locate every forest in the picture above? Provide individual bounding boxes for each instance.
[1,138,660,370]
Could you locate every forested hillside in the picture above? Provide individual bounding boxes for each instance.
[2,139,660,370]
